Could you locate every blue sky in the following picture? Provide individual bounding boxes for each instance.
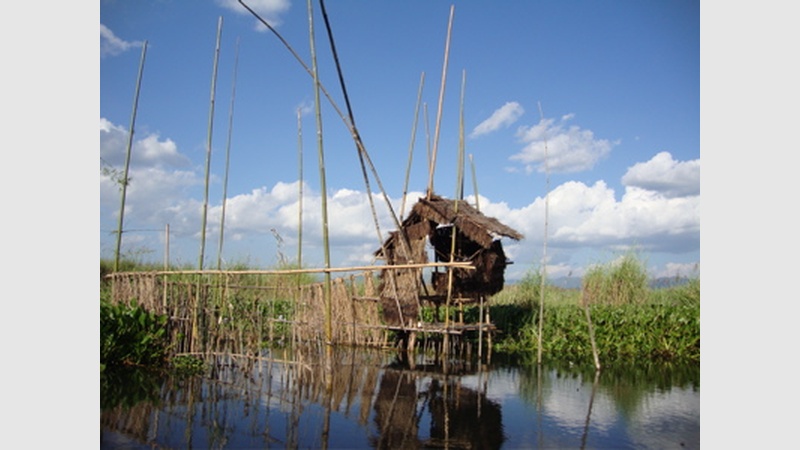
[100,0,700,280]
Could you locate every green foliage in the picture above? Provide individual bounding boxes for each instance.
[101,299,170,368]
[493,299,700,365]
[170,355,206,377]
[492,253,699,365]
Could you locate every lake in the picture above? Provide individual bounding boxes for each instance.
[101,346,699,449]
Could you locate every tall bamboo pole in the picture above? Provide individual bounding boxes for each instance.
[199,16,223,270]
[306,0,332,346]
[444,68,467,355]
[114,40,147,271]
[163,223,169,309]
[537,101,550,365]
[456,70,466,200]
[400,72,425,219]
[217,36,240,270]
[469,154,480,211]
[297,108,304,269]
[422,104,431,177]
[427,4,455,199]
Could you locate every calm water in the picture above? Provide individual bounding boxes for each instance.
[101,347,699,449]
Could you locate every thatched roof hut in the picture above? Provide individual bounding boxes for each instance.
[375,193,523,327]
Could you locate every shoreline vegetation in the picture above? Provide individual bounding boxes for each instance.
[100,252,699,371]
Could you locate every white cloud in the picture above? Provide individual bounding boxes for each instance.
[100,118,202,236]
[101,117,697,275]
[217,0,291,28]
[621,151,700,198]
[100,118,191,169]
[482,179,699,278]
[510,114,617,173]
[470,102,524,138]
[100,24,143,58]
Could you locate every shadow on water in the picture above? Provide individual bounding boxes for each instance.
[101,347,699,449]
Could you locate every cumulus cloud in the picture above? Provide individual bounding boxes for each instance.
[621,151,700,198]
[469,102,524,138]
[100,24,143,58]
[510,114,617,173]
[100,118,191,169]
[488,178,699,279]
[100,119,202,232]
[217,0,291,28]
[100,115,697,276]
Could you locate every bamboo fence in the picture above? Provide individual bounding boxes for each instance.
[103,261,486,359]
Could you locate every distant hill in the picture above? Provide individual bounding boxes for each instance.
[505,276,694,290]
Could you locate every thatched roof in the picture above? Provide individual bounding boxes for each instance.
[376,193,523,259]
[407,194,522,247]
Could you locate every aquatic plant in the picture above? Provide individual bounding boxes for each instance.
[100,299,169,369]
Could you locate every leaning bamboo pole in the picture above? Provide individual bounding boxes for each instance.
[217,36,240,270]
[239,1,405,238]
[469,154,480,212]
[199,16,223,271]
[400,72,425,219]
[114,40,147,271]
[583,295,602,370]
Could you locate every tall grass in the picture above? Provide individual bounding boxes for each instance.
[583,251,649,306]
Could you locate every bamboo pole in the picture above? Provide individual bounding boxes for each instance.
[583,298,602,371]
[121,261,475,277]
[306,0,333,346]
[114,40,147,271]
[316,0,412,264]
[478,294,484,360]
[469,154,480,211]
[217,36,240,270]
[297,108,304,269]
[457,70,466,200]
[537,101,550,366]
[424,103,432,171]
[238,0,408,254]
[400,72,425,219]
[199,16,223,271]
[444,67,466,356]
[163,223,169,309]
[427,4,455,199]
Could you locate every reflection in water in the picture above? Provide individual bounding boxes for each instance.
[372,359,504,449]
[101,348,699,449]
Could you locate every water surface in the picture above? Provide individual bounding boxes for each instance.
[101,348,699,449]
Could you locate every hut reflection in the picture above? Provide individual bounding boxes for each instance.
[372,356,505,450]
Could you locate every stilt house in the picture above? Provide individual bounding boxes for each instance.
[375,193,523,328]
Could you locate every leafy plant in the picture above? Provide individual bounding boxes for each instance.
[101,299,169,368]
